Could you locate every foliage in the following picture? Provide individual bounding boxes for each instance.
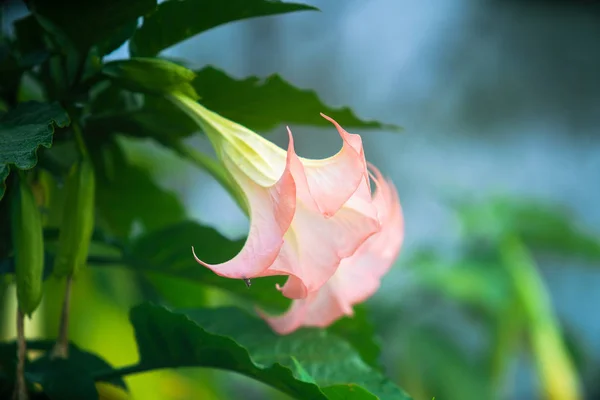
[0,1,406,399]
[387,197,600,400]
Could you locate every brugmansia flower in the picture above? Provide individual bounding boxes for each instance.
[259,165,403,334]
[170,93,403,333]
[171,93,381,299]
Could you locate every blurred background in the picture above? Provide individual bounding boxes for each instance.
[2,0,600,399]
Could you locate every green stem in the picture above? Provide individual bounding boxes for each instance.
[14,309,28,400]
[71,120,89,158]
[489,300,521,396]
[500,236,581,400]
[51,274,73,359]
[92,363,151,382]
[170,140,248,215]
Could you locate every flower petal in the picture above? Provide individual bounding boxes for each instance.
[259,168,404,334]
[192,142,296,279]
[255,126,380,298]
[365,164,404,278]
[257,284,354,335]
[295,114,371,216]
[273,196,379,298]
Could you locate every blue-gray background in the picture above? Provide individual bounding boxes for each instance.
[122,2,600,398]
[4,1,600,399]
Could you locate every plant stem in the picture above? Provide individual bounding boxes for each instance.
[170,140,248,215]
[51,274,73,359]
[13,309,28,400]
[501,236,581,400]
[71,120,88,159]
[92,363,149,382]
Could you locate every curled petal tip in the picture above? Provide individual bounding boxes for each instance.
[192,245,226,272]
[285,126,295,143]
[366,162,385,181]
[191,245,207,267]
[319,112,334,123]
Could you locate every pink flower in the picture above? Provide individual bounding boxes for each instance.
[258,165,404,334]
[170,93,383,299]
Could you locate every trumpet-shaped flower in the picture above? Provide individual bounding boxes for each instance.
[170,93,381,298]
[259,165,403,334]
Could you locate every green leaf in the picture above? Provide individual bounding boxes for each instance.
[12,15,50,68]
[86,93,199,143]
[409,252,512,314]
[119,303,411,400]
[26,344,127,391]
[13,15,45,55]
[102,58,198,99]
[0,165,8,201]
[92,138,186,238]
[458,198,600,262]
[130,0,318,57]
[95,21,139,57]
[399,327,493,400]
[27,0,156,55]
[141,273,212,308]
[0,101,69,169]
[89,81,144,115]
[0,101,70,200]
[126,221,289,311]
[0,340,123,399]
[0,42,23,99]
[328,305,382,371]
[0,342,19,387]
[192,66,401,131]
[28,359,99,400]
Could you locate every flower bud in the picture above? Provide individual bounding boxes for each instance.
[11,174,45,316]
[53,157,95,277]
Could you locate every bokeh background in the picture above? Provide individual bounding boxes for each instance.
[2,1,600,399]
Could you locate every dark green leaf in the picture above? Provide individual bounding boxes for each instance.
[130,0,317,57]
[458,198,600,262]
[1,251,56,281]
[126,221,289,311]
[122,303,412,400]
[27,344,127,390]
[142,273,212,308]
[86,93,199,143]
[28,0,156,55]
[0,101,69,169]
[0,342,19,385]
[328,305,382,370]
[102,58,198,99]
[95,21,138,57]
[28,359,99,400]
[0,42,22,99]
[0,165,7,201]
[92,139,186,238]
[89,82,144,116]
[193,66,401,132]
[12,15,50,68]
[13,15,45,56]
[0,101,70,200]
